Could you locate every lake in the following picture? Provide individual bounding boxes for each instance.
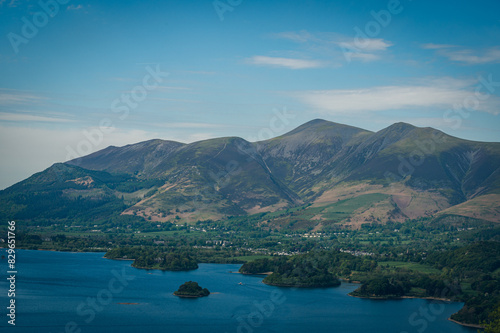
[0,250,476,333]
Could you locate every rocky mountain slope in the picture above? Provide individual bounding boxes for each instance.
[1,119,499,229]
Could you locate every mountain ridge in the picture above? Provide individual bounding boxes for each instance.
[1,119,499,228]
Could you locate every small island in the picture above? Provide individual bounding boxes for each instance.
[174,281,210,298]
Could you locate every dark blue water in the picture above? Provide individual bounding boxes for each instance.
[0,250,475,333]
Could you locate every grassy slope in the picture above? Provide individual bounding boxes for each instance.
[2,120,499,226]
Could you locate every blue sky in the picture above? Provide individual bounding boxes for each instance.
[0,0,499,189]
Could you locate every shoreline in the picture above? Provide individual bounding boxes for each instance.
[5,247,107,253]
[238,271,273,276]
[173,293,209,298]
[5,249,485,328]
[401,295,453,302]
[264,281,342,288]
[349,293,402,300]
[349,293,454,302]
[132,265,198,271]
[107,257,135,261]
[448,318,484,329]
[339,278,361,284]
[348,293,484,329]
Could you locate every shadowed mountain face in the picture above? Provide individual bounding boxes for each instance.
[255,120,373,195]
[2,119,499,228]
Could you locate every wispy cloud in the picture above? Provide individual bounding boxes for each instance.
[271,30,393,63]
[423,44,500,64]
[295,78,500,115]
[246,56,325,69]
[0,90,46,105]
[338,38,392,62]
[0,112,74,123]
[421,43,457,50]
[442,48,500,64]
[67,4,83,10]
[339,39,392,52]
[154,122,224,129]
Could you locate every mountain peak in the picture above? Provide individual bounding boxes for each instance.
[279,119,370,138]
[303,118,331,126]
[385,122,417,131]
[2,119,500,227]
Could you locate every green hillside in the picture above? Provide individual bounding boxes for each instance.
[1,119,499,227]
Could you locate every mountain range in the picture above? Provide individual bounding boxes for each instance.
[1,119,499,229]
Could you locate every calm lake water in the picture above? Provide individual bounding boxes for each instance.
[0,250,476,333]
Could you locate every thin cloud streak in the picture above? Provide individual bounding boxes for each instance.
[443,48,500,64]
[154,122,226,129]
[421,43,457,50]
[0,91,46,104]
[0,112,75,123]
[246,56,325,69]
[339,39,392,52]
[67,4,83,10]
[296,78,500,115]
[271,30,393,63]
[423,44,500,64]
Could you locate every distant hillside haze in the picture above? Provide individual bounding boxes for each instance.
[1,119,499,228]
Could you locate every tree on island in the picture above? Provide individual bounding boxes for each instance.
[174,281,210,297]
